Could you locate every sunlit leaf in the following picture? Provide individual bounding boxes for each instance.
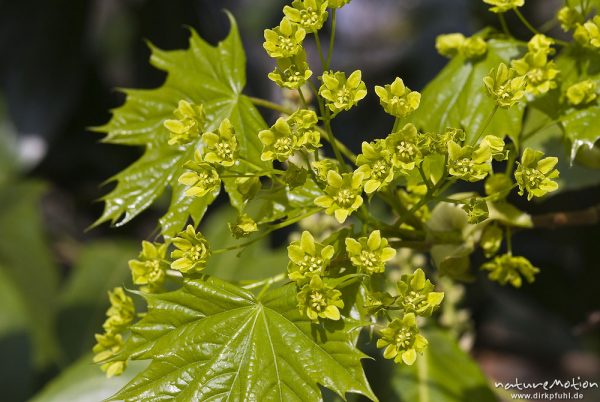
[93,14,267,236]
[110,276,377,401]
[399,39,524,144]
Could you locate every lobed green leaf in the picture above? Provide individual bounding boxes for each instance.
[110,276,377,401]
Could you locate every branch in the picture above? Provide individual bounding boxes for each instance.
[532,204,600,229]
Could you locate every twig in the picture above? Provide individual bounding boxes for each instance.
[532,204,600,229]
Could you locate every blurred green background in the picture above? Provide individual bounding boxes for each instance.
[0,0,598,401]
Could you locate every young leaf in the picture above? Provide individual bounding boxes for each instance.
[400,39,524,144]
[93,13,266,236]
[110,276,377,401]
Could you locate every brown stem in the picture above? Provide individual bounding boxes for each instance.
[531,204,600,229]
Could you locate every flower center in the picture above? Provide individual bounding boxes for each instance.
[216,142,233,161]
[394,328,415,349]
[300,8,319,26]
[278,35,296,53]
[359,250,378,268]
[334,189,355,208]
[403,290,426,312]
[454,158,474,175]
[187,244,207,262]
[523,168,545,188]
[274,136,293,154]
[396,141,416,161]
[310,291,328,312]
[299,255,324,274]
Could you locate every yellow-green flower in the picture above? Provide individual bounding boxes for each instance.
[396,268,444,317]
[328,0,351,8]
[566,80,598,106]
[461,36,488,59]
[163,100,205,146]
[319,70,367,113]
[268,50,313,90]
[287,231,335,282]
[386,123,423,173]
[288,109,321,150]
[420,128,466,155]
[436,34,487,59]
[345,230,396,274]
[447,140,492,182]
[93,332,127,377]
[462,198,489,224]
[514,148,559,200]
[511,52,559,96]
[527,34,555,56]
[258,117,300,162]
[375,77,421,118]
[480,224,503,258]
[574,16,600,48]
[228,214,258,239]
[483,0,524,13]
[481,254,540,287]
[355,139,395,194]
[311,158,340,181]
[179,152,221,198]
[297,275,344,321]
[557,6,582,32]
[314,170,364,223]
[171,225,210,273]
[483,63,526,108]
[128,241,168,293]
[376,313,428,365]
[103,287,135,333]
[435,33,466,58]
[263,17,307,58]
[283,0,329,31]
[480,135,508,161]
[201,119,238,167]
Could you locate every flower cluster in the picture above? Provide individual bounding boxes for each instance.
[483,63,526,108]
[288,230,345,322]
[482,0,524,14]
[566,80,598,106]
[396,269,445,317]
[202,119,239,167]
[297,275,345,321]
[163,100,206,146]
[268,50,313,90]
[374,77,421,118]
[93,287,135,377]
[288,231,335,282]
[258,109,321,162]
[319,70,367,113]
[574,16,600,49]
[345,230,396,274]
[377,313,428,365]
[371,268,443,365]
[514,148,559,200]
[355,123,425,195]
[179,151,221,198]
[436,33,488,59]
[481,254,540,287]
[314,170,365,223]
[511,35,559,96]
[557,6,583,31]
[171,224,211,273]
[447,140,493,182]
[128,241,168,293]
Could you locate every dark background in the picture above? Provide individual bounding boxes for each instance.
[0,0,598,400]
